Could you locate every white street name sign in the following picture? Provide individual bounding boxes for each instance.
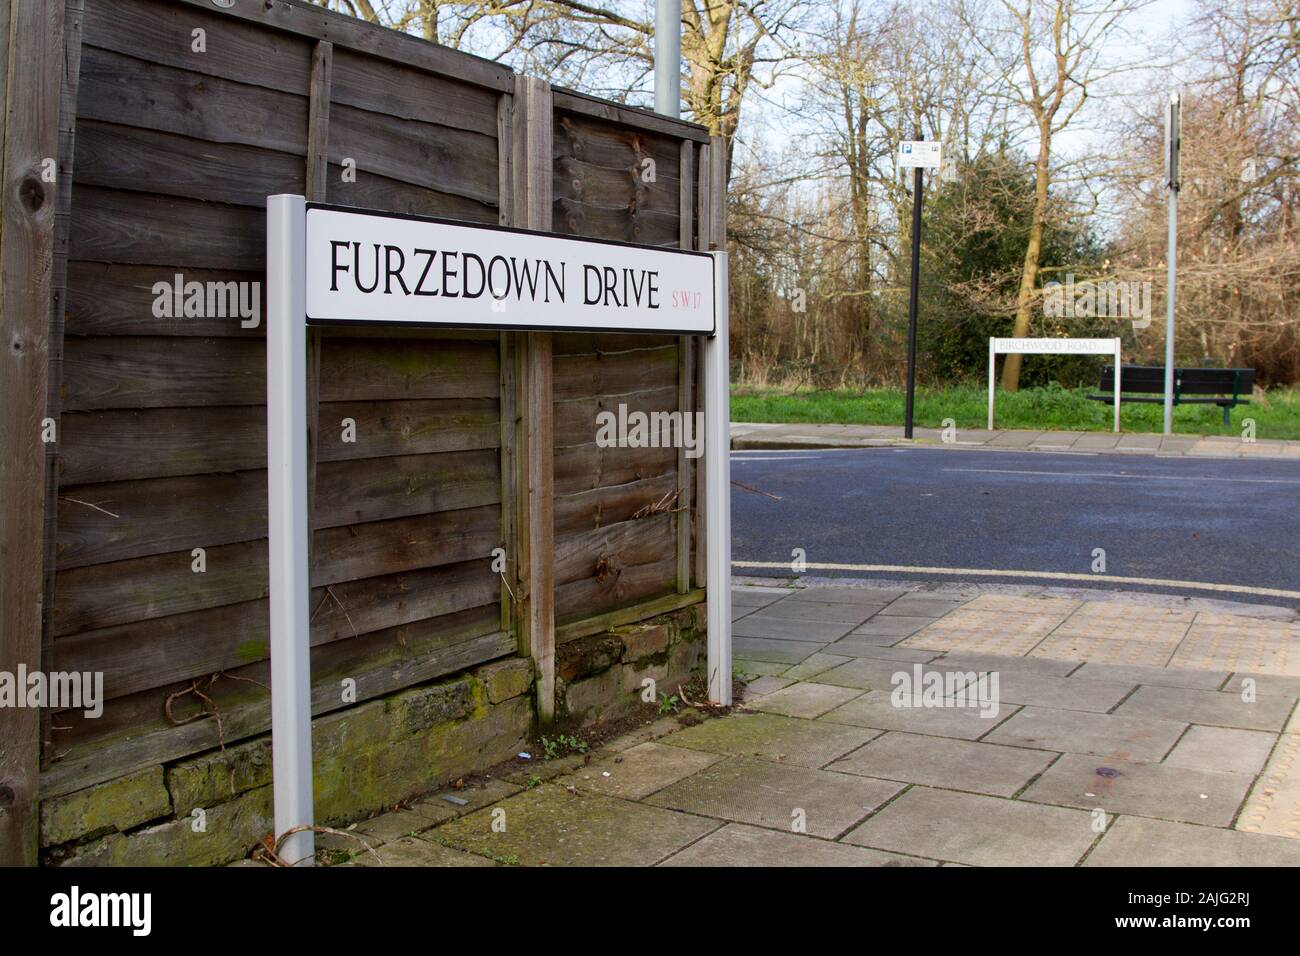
[304,204,716,334]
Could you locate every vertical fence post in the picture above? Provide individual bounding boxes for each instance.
[266,194,315,866]
[512,75,556,725]
[705,252,732,705]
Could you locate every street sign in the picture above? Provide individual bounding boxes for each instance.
[304,204,716,334]
[989,337,1122,433]
[898,140,942,169]
[267,196,731,863]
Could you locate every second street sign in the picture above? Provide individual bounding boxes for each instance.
[304,203,716,334]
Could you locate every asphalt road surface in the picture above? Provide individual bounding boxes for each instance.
[730,446,1300,604]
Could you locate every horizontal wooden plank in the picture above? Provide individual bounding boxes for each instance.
[62,337,265,410]
[554,473,678,537]
[554,513,674,586]
[53,558,499,701]
[319,338,500,402]
[77,44,307,154]
[553,196,678,246]
[328,165,498,224]
[329,102,498,206]
[553,385,678,448]
[59,399,500,484]
[331,46,499,137]
[84,0,313,96]
[553,344,678,400]
[551,88,710,143]
[555,555,677,625]
[66,262,265,337]
[41,611,512,797]
[554,111,683,177]
[75,120,306,207]
[170,0,515,93]
[556,588,704,645]
[554,154,680,216]
[52,504,501,636]
[553,332,678,356]
[553,442,677,497]
[56,449,501,568]
[69,185,265,269]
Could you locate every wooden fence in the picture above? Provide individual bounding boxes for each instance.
[0,0,725,864]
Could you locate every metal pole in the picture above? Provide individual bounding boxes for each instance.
[266,194,315,866]
[987,339,996,430]
[1164,92,1180,435]
[904,165,923,439]
[704,252,732,706]
[654,0,681,119]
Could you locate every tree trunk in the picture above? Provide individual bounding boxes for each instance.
[1001,130,1052,392]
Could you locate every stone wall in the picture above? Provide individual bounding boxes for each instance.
[557,603,707,725]
[38,602,705,866]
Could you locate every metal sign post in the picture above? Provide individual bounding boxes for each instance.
[265,195,726,862]
[989,337,1122,433]
[898,140,942,439]
[1164,91,1181,435]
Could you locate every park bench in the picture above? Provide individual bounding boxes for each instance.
[1087,365,1254,426]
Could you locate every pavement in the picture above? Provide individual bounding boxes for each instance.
[319,582,1300,867]
[730,446,1300,600]
[732,421,1300,459]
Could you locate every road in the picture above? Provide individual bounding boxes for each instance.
[730,446,1300,604]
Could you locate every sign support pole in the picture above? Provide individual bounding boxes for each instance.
[1164,91,1180,436]
[266,194,316,866]
[904,165,922,439]
[704,252,732,705]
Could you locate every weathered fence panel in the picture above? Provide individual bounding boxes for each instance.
[4,0,720,860]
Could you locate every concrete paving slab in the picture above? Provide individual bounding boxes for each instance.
[657,711,879,768]
[784,587,906,605]
[935,652,1080,678]
[733,658,792,677]
[1235,732,1300,839]
[748,681,865,719]
[645,756,903,839]
[962,594,1082,616]
[1228,671,1300,699]
[407,778,524,826]
[902,609,1068,656]
[827,641,941,662]
[878,595,971,617]
[1172,617,1300,675]
[1072,661,1229,691]
[434,784,718,866]
[820,689,1015,739]
[986,706,1187,761]
[1085,815,1300,866]
[660,822,935,867]
[816,657,924,692]
[846,616,934,640]
[556,742,724,801]
[1165,725,1277,776]
[742,675,795,696]
[1115,684,1293,731]
[782,653,853,680]
[977,672,1136,714]
[733,637,826,664]
[828,731,1055,797]
[731,588,786,608]
[843,787,1096,866]
[1021,753,1254,827]
[748,601,880,625]
[732,616,856,642]
[353,835,496,867]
